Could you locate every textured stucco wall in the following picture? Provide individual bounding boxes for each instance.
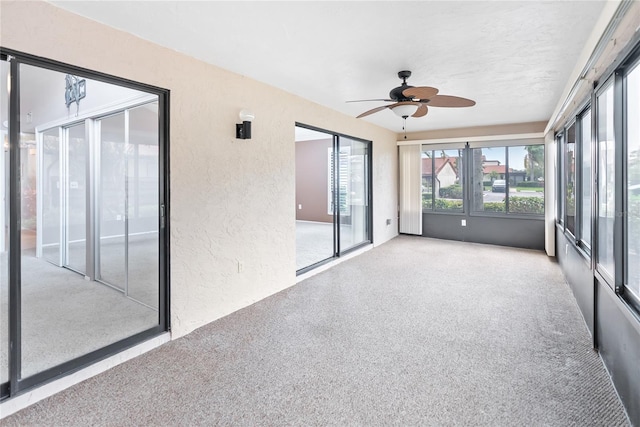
[0,0,399,338]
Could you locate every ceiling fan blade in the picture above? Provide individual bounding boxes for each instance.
[426,95,476,107]
[356,105,391,118]
[347,98,394,103]
[402,86,439,100]
[412,104,428,118]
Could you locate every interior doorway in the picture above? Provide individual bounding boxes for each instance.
[294,124,372,273]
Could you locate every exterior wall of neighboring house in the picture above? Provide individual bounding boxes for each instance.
[436,162,457,190]
[0,0,400,340]
[422,157,459,197]
[295,138,333,223]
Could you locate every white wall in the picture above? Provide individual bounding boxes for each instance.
[0,0,399,338]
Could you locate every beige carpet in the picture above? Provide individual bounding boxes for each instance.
[1,235,159,383]
[3,236,629,426]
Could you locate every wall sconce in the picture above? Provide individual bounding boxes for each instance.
[236,109,254,139]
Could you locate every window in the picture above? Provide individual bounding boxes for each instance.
[625,60,640,303]
[471,145,544,215]
[579,108,592,249]
[422,151,433,210]
[557,133,565,225]
[509,145,545,214]
[596,82,615,280]
[565,124,576,235]
[421,148,464,212]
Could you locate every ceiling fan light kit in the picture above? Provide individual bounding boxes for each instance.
[390,102,420,118]
[351,70,476,124]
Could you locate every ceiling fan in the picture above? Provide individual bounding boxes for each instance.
[349,70,476,120]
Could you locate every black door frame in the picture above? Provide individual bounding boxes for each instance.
[295,123,373,275]
[0,48,170,400]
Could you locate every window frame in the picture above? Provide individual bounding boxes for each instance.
[576,105,593,255]
[556,132,565,227]
[469,144,545,218]
[421,144,466,215]
[593,76,618,290]
[556,39,640,318]
[621,46,640,311]
[564,120,577,238]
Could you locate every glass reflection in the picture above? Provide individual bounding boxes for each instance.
[597,84,615,279]
[18,63,159,379]
[339,137,369,252]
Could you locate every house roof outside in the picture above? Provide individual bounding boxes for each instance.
[483,164,511,175]
[422,157,458,177]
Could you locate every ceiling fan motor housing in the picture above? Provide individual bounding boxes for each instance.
[389,84,413,101]
[390,70,414,101]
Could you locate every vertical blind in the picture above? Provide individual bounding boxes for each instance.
[399,145,422,235]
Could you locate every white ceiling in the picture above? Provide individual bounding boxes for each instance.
[49,1,607,134]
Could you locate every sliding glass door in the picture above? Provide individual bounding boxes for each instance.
[41,128,61,265]
[98,112,127,290]
[126,103,160,309]
[1,50,168,398]
[1,58,8,389]
[295,125,372,273]
[294,128,335,269]
[338,137,369,252]
[66,123,87,274]
[96,105,160,307]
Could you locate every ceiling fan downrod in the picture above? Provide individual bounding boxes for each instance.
[398,70,412,84]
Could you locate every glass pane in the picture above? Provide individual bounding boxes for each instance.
[580,110,592,247]
[435,149,463,211]
[98,113,126,290]
[19,64,159,379]
[565,127,576,232]
[41,129,61,264]
[508,145,545,215]
[421,151,433,211]
[127,103,159,309]
[66,123,86,273]
[597,83,615,279]
[626,63,640,300]
[557,134,565,223]
[295,127,335,270]
[339,137,369,252]
[472,147,506,213]
[1,59,8,385]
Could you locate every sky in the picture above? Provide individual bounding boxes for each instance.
[483,146,529,171]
